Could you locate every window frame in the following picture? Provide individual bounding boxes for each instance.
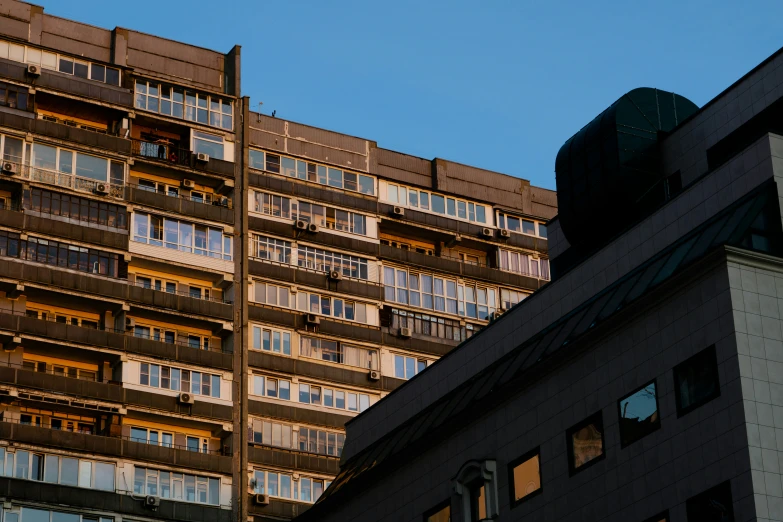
[507,446,542,508]
[617,379,661,448]
[673,345,721,417]
[422,499,451,522]
[565,411,605,476]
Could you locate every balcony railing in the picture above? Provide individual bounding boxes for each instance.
[0,413,225,455]
[133,280,232,305]
[130,138,191,168]
[248,251,379,285]
[130,182,232,208]
[0,309,231,354]
[0,360,99,382]
[3,159,124,199]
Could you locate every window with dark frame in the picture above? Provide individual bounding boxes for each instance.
[508,448,542,507]
[674,345,720,417]
[686,481,733,522]
[642,512,669,522]
[566,411,605,475]
[422,500,451,522]
[618,380,661,447]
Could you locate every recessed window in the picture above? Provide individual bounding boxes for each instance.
[566,412,605,475]
[508,448,541,506]
[674,345,720,417]
[618,381,660,447]
[686,481,733,522]
[423,501,450,522]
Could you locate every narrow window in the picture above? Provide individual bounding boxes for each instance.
[508,448,541,507]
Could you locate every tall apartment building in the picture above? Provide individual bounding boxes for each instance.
[0,2,556,522]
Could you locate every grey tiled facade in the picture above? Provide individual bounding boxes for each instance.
[300,48,783,522]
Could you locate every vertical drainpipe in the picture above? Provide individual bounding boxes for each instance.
[227,41,250,522]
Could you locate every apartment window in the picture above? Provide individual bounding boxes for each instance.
[297,292,367,322]
[254,281,290,307]
[252,326,291,355]
[133,212,232,261]
[0,231,122,278]
[384,181,487,225]
[298,383,371,412]
[250,418,292,448]
[134,466,219,505]
[500,288,528,310]
[297,245,369,280]
[135,79,232,130]
[15,508,113,522]
[139,363,221,398]
[497,212,546,238]
[25,188,128,229]
[137,178,180,197]
[192,131,224,160]
[133,325,176,344]
[0,81,29,111]
[249,149,375,196]
[674,345,720,417]
[508,449,541,507]
[254,191,291,218]
[292,200,368,236]
[298,427,345,457]
[618,381,660,447]
[686,482,733,522]
[394,354,429,380]
[384,267,496,320]
[389,308,475,343]
[300,336,378,369]
[423,501,451,522]
[0,39,119,85]
[31,143,125,185]
[251,235,291,263]
[130,427,174,448]
[0,448,114,491]
[566,412,605,475]
[299,477,328,503]
[252,375,291,400]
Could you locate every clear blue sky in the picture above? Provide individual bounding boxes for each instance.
[41,1,783,190]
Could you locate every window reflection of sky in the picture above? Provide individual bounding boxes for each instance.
[620,383,657,421]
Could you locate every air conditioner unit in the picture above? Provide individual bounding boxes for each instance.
[178,392,195,405]
[305,313,320,326]
[368,370,380,381]
[182,179,196,189]
[498,229,511,238]
[125,317,135,330]
[1,162,17,175]
[328,270,342,281]
[253,493,270,506]
[26,64,40,76]
[399,327,412,338]
[392,206,405,217]
[144,495,160,509]
[196,153,209,163]
[308,223,319,233]
[481,227,493,238]
[295,220,308,230]
[95,183,109,195]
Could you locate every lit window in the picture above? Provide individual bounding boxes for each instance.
[566,412,604,474]
[424,502,451,522]
[508,449,541,506]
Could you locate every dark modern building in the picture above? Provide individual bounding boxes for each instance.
[297,45,783,522]
[0,2,556,521]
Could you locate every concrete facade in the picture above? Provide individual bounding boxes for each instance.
[0,1,556,521]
